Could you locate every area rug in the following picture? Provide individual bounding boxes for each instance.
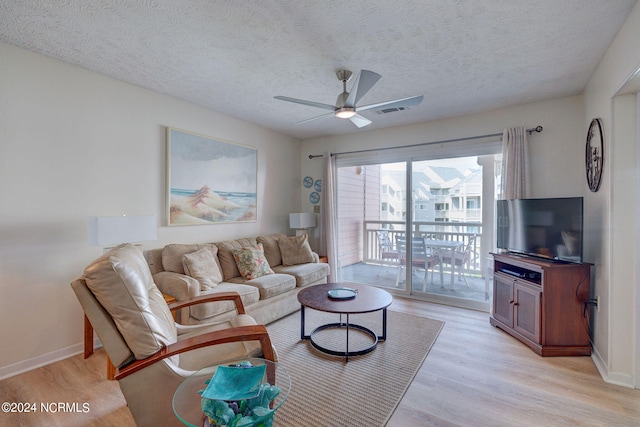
[266,309,444,427]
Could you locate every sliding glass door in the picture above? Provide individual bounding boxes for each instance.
[336,162,407,290]
[408,157,489,309]
[334,148,500,311]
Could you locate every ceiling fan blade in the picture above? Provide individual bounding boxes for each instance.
[349,114,372,128]
[274,96,336,111]
[344,70,382,108]
[358,95,424,112]
[293,111,336,125]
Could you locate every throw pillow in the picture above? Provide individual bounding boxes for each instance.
[162,243,203,274]
[233,243,274,280]
[216,238,259,281]
[182,246,224,290]
[278,234,315,266]
[257,234,287,267]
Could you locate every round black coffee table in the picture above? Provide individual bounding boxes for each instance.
[297,282,393,361]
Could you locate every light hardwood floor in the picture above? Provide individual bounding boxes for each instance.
[1,298,639,426]
[387,298,640,426]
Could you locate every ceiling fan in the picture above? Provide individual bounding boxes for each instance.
[274,69,423,128]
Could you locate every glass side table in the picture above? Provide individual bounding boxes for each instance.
[173,357,290,427]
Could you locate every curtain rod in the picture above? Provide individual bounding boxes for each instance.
[308,125,543,159]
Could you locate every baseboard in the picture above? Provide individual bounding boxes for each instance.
[591,344,636,389]
[0,339,103,381]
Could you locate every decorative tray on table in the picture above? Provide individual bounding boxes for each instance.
[327,287,358,300]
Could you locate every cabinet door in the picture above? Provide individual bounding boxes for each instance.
[513,281,541,343]
[493,274,514,327]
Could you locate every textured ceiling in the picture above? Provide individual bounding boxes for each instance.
[1,1,637,140]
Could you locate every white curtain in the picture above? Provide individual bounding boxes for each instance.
[319,152,339,282]
[500,126,530,199]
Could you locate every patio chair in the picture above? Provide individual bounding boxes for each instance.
[71,243,276,426]
[395,236,442,291]
[376,230,398,274]
[440,234,477,287]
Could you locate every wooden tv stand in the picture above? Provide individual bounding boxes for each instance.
[490,253,592,356]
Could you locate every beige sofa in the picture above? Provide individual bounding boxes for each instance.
[144,233,330,326]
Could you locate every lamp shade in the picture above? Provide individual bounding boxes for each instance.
[289,212,316,229]
[88,215,157,246]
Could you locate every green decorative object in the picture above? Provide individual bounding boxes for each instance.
[201,363,266,401]
[199,361,281,427]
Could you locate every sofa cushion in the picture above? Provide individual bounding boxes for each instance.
[233,243,274,280]
[83,244,176,360]
[278,234,315,266]
[189,283,261,321]
[257,234,287,267]
[162,243,204,274]
[215,238,259,280]
[227,273,296,300]
[273,262,330,287]
[182,246,223,290]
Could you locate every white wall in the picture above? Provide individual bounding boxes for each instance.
[583,1,640,387]
[0,42,301,377]
[301,95,585,200]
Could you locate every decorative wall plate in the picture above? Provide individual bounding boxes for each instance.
[309,191,320,204]
[314,179,322,192]
[303,176,313,188]
[585,118,604,192]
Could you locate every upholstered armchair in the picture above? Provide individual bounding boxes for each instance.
[71,244,276,426]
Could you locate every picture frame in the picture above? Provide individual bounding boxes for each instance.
[166,127,258,225]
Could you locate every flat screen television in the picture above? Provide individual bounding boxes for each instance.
[496,197,584,263]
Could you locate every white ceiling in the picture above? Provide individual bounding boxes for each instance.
[1,1,637,140]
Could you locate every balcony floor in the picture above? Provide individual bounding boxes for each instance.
[339,262,490,303]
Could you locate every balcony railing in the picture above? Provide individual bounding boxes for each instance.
[361,220,483,276]
[449,208,481,221]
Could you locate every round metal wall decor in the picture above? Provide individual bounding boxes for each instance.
[309,192,320,204]
[585,118,604,192]
[303,176,313,188]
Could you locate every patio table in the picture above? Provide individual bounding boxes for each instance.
[424,239,464,288]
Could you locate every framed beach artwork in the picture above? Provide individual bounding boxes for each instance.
[166,128,258,225]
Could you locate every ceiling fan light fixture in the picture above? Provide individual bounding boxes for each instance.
[274,69,421,128]
[335,107,356,119]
